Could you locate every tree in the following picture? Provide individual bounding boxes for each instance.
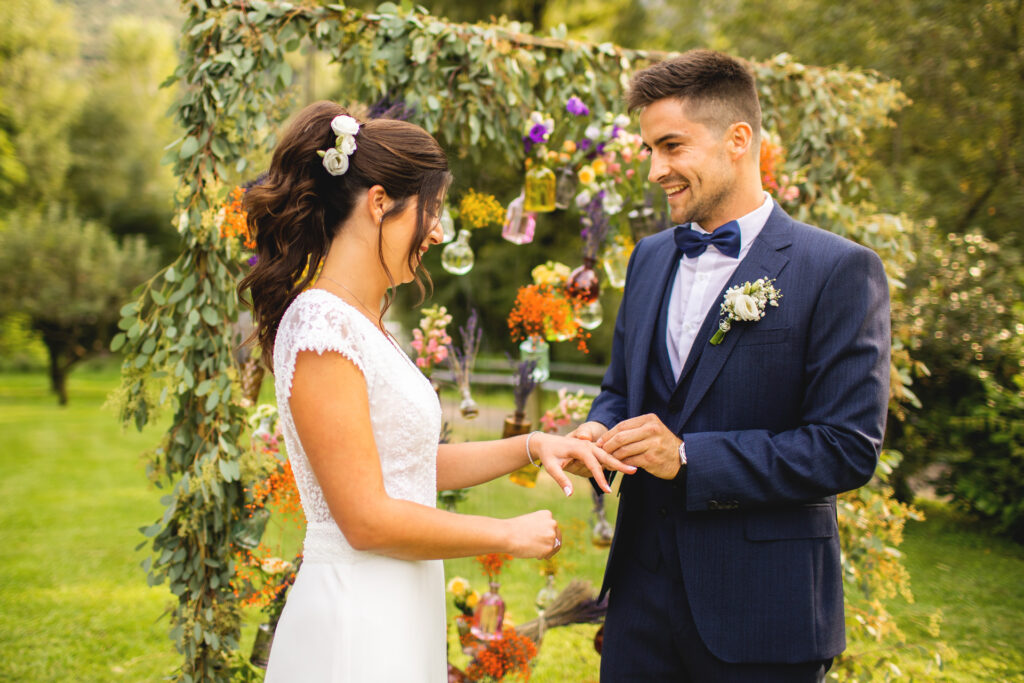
[65,16,180,259]
[0,208,158,404]
[0,0,84,206]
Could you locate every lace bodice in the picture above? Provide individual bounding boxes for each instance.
[273,289,442,561]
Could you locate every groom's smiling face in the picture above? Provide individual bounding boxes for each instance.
[639,97,736,231]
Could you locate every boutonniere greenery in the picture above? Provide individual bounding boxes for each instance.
[710,277,782,345]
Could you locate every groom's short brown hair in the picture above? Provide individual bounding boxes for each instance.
[627,49,762,139]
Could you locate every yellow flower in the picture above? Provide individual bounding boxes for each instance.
[592,158,607,176]
[458,189,505,229]
[578,165,596,185]
[447,576,470,596]
[562,140,577,154]
[465,591,480,609]
[531,260,571,287]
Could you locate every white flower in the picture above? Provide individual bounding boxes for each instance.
[337,134,357,156]
[613,114,630,128]
[331,114,360,137]
[575,189,592,207]
[585,124,602,140]
[602,189,624,215]
[732,293,761,321]
[321,147,349,176]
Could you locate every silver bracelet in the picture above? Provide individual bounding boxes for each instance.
[525,431,542,468]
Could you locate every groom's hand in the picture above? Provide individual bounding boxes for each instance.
[596,414,683,480]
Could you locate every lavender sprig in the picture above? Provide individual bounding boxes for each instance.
[581,193,613,260]
[511,358,539,415]
[446,310,482,386]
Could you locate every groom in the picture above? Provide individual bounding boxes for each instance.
[572,50,891,681]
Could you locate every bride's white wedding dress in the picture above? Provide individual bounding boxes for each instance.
[265,289,447,682]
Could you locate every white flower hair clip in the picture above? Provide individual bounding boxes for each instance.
[317,115,360,176]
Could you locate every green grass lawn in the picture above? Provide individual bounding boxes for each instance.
[1,366,1022,682]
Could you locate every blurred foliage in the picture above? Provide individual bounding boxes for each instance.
[0,207,158,404]
[65,16,180,258]
[0,313,48,371]
[889,229,1024,538]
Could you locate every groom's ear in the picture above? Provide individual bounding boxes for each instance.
[724,121,754,161]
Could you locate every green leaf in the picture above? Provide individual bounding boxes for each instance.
[218,458,240,482]
[179,136,200,160]
[110,333,126,352]
[201,306,220,326]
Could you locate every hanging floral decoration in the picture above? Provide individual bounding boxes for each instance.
[540,388,594,433]
[464,626,538,682]
[507,283,589,353]
[411,304,452,377]
[459,189,506,230]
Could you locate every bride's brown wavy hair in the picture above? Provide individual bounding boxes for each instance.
[238,101,451,369]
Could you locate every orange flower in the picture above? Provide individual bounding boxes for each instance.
[465,626,538,681]
[476,553,513,582]
[507,284,589,353]
[219,185,254,248]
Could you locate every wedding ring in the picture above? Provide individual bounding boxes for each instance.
[553,537,561,549]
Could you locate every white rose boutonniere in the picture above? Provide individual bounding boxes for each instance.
[710,277,782,345]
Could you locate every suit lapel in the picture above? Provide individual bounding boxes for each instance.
[670,206,794,426]
[627,237,682,417]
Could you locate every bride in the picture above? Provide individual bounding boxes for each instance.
[238,101,632,681]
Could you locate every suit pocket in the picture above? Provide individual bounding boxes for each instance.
[735,326,788,346]
[744,504,837,541]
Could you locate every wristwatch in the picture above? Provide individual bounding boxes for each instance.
[678,440,687,468]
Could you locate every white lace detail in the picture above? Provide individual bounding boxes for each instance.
[273,289,442,562]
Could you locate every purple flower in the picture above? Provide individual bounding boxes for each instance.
[528,123,549,144]
[577,138,592,151]
[566,96,590,116]
[247,254,259,266]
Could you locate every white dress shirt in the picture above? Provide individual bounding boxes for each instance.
[666,192,775,379]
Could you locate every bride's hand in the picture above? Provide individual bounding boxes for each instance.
[532,431,636,495]
[503,510,562,559]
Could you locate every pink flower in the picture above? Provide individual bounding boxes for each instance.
[434,345,448,362]
[416,357,429,368]
[626,169,635,178]
[608,162,621,174]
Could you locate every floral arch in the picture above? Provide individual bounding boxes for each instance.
[113,1,912,679]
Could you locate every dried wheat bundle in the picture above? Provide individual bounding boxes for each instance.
[516,579,607,644]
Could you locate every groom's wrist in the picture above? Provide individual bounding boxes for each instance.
[678,440,687,468]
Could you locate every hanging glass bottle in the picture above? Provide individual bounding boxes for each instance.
[535,573,558,613]
[567,257,600,303]
[501,192,536,245]
[471,582,506,641]
[505,412,539,488]
[601,240,631,289]
[439,205,456,243]
[518,336,550,383]
[591,488,614,548]
[441,229,474,275]
[554,166,578,210]
[458,383,479,419]
[524,163,556,213]
[575,299,603,330]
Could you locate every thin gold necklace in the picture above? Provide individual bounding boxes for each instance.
[317,274,381,319]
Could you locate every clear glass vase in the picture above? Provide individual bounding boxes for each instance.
[458,382,479,419]
[535,573,558,613]
[471,581,506,641]
[441,229,474,275]
[575,299,603,330]
[518,336,550,383]
[524,165,556,213]
[601,241,631,289]
[439,205,456,243]
[505,414,539,487]
[554,166,577,210]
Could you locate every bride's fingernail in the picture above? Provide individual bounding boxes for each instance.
[563,485,572,497]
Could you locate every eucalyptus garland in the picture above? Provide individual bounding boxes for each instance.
[113,1,910,680]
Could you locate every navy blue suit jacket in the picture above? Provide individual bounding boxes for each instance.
[589,203,890,664]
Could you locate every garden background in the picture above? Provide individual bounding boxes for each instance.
[1,0,1023,681]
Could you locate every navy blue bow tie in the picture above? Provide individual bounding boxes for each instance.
[673,220,741,259]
